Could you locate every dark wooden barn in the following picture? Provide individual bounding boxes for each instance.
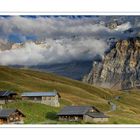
[57,106,109,123]
[0,91,17,104]
[0,109,25,124]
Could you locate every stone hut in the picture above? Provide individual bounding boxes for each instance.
[21,91,61,107]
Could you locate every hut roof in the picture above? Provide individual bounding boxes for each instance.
[0,109,25,118]
[21,91,60,97]
[57,106,100,116]
[0,91,17,97]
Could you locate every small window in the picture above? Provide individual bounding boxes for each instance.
[15,117,19,120]
[9,117,14,121]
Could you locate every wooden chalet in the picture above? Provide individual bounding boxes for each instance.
[0,91,17,104]
[0,109,25,124]
[57,106,109,123]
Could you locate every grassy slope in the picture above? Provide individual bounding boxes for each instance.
[0,66,140,124]
[108,90,140,124]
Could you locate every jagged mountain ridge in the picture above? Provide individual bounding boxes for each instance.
[0,40,50,51]
[83,37,140,90]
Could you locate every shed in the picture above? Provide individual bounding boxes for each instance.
[21,91,60,107]
[57,106,108,123]
[0,109,25,124]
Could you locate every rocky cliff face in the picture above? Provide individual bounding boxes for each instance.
[83,37,140,90]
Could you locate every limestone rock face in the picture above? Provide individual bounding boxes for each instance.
[83,38,140,90]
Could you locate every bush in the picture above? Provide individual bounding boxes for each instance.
[45,111,58,120]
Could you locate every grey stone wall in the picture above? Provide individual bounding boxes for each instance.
[83,115,108,123]
[22,95,60,107]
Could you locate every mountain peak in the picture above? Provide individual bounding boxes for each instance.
[83,37,140,90]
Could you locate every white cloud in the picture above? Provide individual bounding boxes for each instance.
[0,16,127,39]
[0,16,137,66]
[0,37,107,65]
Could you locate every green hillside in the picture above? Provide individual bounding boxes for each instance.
[0,66,140,124]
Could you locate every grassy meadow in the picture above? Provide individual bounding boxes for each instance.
[0,66,140,124]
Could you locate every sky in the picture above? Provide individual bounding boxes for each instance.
[0,15,139,66]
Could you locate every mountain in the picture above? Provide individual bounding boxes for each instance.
[83,37,140,90]
[11,40,50,50]
[29,60,93,80]
[0,40,50,51]
[0,39,94,80]
[0,16,140,81]
[10,60,93,80]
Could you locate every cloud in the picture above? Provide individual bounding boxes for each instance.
[0,16,133,40]
[0,37,107,65]
[0,16,100,39]
[0,16,138,66]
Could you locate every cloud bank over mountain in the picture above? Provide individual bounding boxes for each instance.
[0,16,139,65]
[0,38,107,65]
